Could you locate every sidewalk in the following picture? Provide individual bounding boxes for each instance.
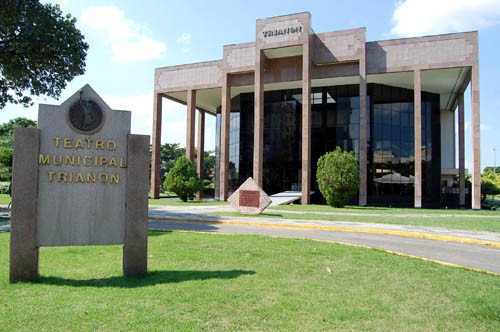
[149,206,500,245]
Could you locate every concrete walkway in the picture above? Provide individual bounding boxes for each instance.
[148,207,500,244]
[269,191,301,206]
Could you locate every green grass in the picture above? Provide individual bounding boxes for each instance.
[1,231,499,331]
[0,193,10,205]
[148,198,228,206]
[271,203,500,216]
[209,211,500,233]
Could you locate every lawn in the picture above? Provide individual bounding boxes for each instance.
[210,211,500,233]
[1,231,499,331]
[0,193,10,205]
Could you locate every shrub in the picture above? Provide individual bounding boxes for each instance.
[163,156,203,202]
[316,147,360,208]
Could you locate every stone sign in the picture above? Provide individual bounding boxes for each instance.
[9,84,150,283]
[228,177,271,214]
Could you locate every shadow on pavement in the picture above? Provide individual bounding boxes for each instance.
[149,220,220,233]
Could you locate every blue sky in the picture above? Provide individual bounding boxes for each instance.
[2,0,500,172]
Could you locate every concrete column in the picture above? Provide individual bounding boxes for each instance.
[151,93,162,198]
[301,42,312,204]
[220,74,231,200]
[253,50,265,187]
[471,64,481,210]
[196,110,205,200]
[458,93,465,208]
[359,56,367,206]
[123,134,149,276]
[197,109,205,179]
[10,128,40,283]
[186,90,196,163]
[414,69,422,208]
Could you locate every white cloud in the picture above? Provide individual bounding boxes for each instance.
[80,6,166,63]
[481,123,490,131]
[176,33,191,53]
[390,0,500,37]
[176,33,192,45]
[102,93,153,137]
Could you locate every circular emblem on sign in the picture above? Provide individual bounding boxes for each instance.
[67,99,104,134]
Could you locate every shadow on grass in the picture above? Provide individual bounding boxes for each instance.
[36,269,256,288]
[148,230,172,237]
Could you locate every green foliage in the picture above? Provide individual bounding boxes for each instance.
[202,153,216,183]
[0,0,88,108]
[316,147,360,208]
[163,156,203,202]
[483,166,500,174]
[481,171,500,201]
[0,117,36,180]
[159,143,185,184]
[0,182,10,195]
[454,173,472,191]
[159,143,215,189]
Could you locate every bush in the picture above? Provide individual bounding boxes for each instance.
[316,147,360,208]
[163,156,203,202]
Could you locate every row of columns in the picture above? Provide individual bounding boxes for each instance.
[152,66,479,209]
[413,66,480,209]
[150,91,205,199]
[185,90,206,192]
[220,43,368,205]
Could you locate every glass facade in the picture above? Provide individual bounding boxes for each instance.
[215,83,441,207]
[369,84,441,207]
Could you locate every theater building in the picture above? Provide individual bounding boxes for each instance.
[151,12,481,209]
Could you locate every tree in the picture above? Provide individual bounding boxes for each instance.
[316,147,360,208]
[163,156,203,202]
[159,143,185,184]
[202,153,216,184]
[0,117,37,180]
[481,180,500,201]
[484,166,500,174]
[481,170,500,201]
[0,0,88,108]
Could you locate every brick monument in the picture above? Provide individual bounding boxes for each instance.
[227,177,271,214]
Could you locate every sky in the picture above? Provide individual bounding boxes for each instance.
[2,0,500,172]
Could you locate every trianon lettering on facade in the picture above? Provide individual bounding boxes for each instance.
[262,26,302,38]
